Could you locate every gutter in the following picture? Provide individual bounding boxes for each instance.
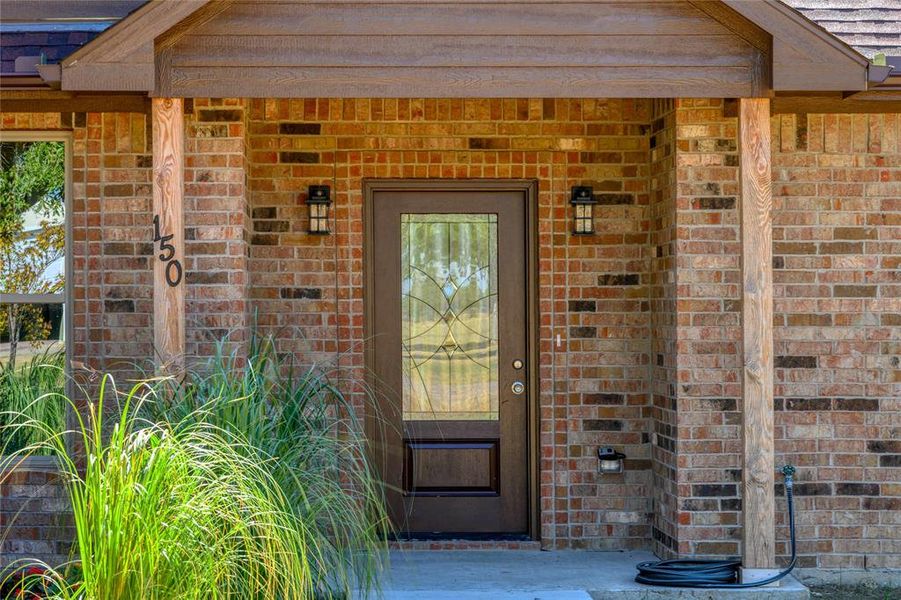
[860,59,901,96]
[868,64,895,86]
[0,64,60,91]
[0,73,50,89]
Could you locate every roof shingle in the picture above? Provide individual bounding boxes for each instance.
[782,0,901,59]
[0,25,106,74]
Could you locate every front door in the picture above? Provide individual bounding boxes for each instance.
[367,182,530,536]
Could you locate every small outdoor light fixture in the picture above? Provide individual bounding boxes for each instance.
[306,185,332,234]
[570,186,597,235]
[597,447,626,474]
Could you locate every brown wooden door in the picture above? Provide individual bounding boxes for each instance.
[367,183,529,536]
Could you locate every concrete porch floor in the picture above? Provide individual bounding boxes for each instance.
[361,550,809,600]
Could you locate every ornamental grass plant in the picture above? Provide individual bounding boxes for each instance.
[144,334,389,599]
[0,334,389,599]
[0,348,65,456]
[2,375,315,600]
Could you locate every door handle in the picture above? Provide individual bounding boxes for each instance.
[511,381,525,395]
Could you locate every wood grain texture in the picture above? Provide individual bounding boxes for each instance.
[156,0,238,53]
[198,1,733,36]
[173,34,756,68]
[159,0,762,98]
[739,97,775,570]
[725,94,901,116]
[63,1,208,66]
[687,0,770,52]
[167,65,757,98]
[61,0,208,92]
[151,97,185,374]
[0,92,150,113]
[723,0,867,92]
[61,60,155,92]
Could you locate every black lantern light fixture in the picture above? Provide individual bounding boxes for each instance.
[306,185,332,235]
[597,447,626,474]
[570,186,597,235]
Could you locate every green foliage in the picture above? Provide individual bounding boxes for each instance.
[0,221,65,367]
[0,141,66,369]
[0,348,65,456]
[0,336,390,599]
[2,375,317,600]
[144,334,390,599]
[0,141,64,244]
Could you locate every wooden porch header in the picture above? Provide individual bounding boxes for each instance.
[51,0,876,99]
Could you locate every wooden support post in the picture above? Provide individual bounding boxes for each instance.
[739,97,775,574]
[151,97,185,373]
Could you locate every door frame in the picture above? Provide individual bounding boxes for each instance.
[362,179,539,540]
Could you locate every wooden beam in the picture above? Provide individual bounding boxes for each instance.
[0,91,150,114]
[687,1,771,54]
[772,95,901,115]
[686,1,772,96]
[60,0,210,92]
[722,0,868,92]
[165,66,758,99]
[738,97,775,574]
[63,1,209,67]
[151,97,185,373]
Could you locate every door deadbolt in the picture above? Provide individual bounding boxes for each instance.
[511,381,525,395]
[512,359,524,370]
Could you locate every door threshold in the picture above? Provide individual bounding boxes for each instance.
[390,533,532,542]
[389,536,541,552]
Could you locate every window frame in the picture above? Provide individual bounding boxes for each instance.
[0,131,73,463]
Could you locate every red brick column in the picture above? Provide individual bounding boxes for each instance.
[184,99,251,362]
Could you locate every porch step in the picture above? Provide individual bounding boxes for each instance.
[363,550,809,600]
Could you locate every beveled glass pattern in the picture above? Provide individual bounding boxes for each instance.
[401,214,499,421]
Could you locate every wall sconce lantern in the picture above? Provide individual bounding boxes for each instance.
[306,185,332,235]
[570,186,597,235]
[597,447,626,474]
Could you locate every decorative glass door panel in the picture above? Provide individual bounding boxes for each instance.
[401,214,499,421]
[369,184,529,536]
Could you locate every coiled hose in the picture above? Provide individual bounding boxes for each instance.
[635,465,797,588]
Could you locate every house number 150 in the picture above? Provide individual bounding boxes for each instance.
[152,215,183,287]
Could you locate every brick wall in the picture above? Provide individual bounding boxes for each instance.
[244,98,655,550]
[2,100,898,567]
[0,460,72,568]
[771,111,900,570]
[670,101,901,569]
[648,98,681,558]
[670,99,746,558]
[184,99,250,361]
[1,106,250,566]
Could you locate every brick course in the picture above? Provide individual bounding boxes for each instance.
[244,98,654,550]
[1,100,898,569]
[669,100,900,569]
[0,460,72,567]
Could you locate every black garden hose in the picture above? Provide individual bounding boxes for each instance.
[635,465,798,588]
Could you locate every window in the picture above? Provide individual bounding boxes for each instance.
[0,134,70,456]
